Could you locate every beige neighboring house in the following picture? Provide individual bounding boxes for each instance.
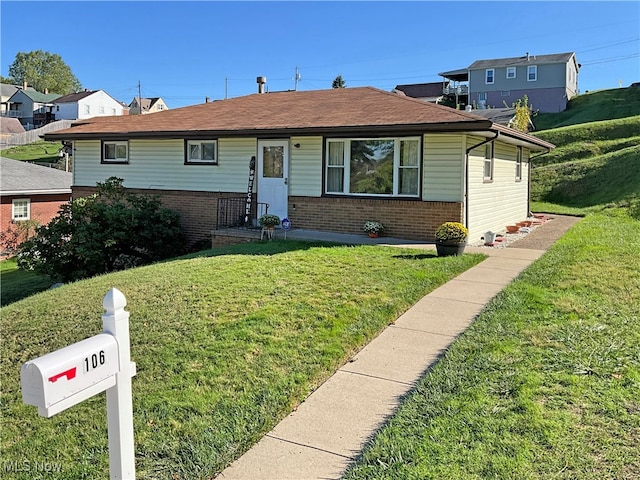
[128,97,169,115]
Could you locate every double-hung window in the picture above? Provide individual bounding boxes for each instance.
[325,137,420,197]
[186,140,217,164]
[528,65,537,81]
[506,67,516,79]
[12,199,30,221]
[515,147,523,181]
[102,141,128,163]
[485,69,495,84]
[484,142,494,181]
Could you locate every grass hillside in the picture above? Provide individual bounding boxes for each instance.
[531,88,640,217]
[1,141,62,163]
[533,86,640,130]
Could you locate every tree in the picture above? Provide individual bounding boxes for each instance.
[18,177,186,282]
[332,75,346,88]
[511,95,532,133]
[8,50,82,94]
[0,74,14,84]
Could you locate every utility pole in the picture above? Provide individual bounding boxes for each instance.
[225,77,228,99]
[294,66,301,91]
[137,80,142,114]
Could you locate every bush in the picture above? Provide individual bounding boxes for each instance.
[18,177,186,281]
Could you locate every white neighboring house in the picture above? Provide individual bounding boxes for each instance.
[53,90,126,120]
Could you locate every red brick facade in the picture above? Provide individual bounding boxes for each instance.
[286,196,463,240]
[1,194,70,254]
[72,187,464,245]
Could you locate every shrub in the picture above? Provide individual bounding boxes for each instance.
[435,222,469,243]
[18,177,186,281]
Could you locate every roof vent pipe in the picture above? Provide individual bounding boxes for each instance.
[526,52,530,61]
[257,76,267,94]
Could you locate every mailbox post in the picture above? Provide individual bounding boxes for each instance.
[21,288,136,480]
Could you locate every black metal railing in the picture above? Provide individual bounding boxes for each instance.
[216,197,269,229]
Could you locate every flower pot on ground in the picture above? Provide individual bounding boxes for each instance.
[435,221,468,256]
[363,221,384,237]
[258,214,280,240]
[258,214,281,229]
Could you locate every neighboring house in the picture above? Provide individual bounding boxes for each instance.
[53,89,126,120]
[1,84,20,115]
[128,97,169,115]
[440,52,580,113]
[4,88,61,129]
[393,82,447,103]
[44,86,554,245]
[0,157,72,255]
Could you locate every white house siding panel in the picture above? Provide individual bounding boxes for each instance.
[466,136,530,242]
[55,102,79,120]
[422,134,464,202]
[78,91,125,119]
[289,136,323,197]
[73,138,257,193]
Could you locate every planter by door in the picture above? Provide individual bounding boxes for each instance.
[436,241,466,257]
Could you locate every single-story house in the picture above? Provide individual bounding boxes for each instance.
[53,89,127,120]
[44,86,554,245]
[0,158,72,255]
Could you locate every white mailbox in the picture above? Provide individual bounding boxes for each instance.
[21,333,119,418]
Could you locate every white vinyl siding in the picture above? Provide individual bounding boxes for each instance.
[289,136,322,197]
[466,137,530,242]
[422,134,464,202]
[74,138,255,192]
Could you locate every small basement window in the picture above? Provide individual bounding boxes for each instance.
[185,140,217,164]
[102,141,129,163]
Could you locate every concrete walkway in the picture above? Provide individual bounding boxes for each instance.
[218,217,579,480]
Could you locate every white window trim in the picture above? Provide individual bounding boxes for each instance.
[185,140,218,165]
[12,198,31,221]
[102,141,129,164]
[528,65,538,82]
[483,142,494,182]
[485,68,495,84]
[325,137,421,197]
[506,67,516,79]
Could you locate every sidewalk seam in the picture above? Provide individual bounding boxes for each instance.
[264,434,353,460]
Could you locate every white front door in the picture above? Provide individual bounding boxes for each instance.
[257,140,289,221]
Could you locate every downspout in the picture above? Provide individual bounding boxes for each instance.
[464,130,499,229]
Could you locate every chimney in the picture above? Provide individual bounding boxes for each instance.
[257,76,267,94]
[205,96,210,103]
[526,52,530,61]
[44,88,49,94]
[23,81,28,90]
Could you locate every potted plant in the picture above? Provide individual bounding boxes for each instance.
[434,221,468,256]
[258,213,281,229]
[363,221,385,238]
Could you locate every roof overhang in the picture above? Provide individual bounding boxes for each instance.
[44,120,553,151]
[2,188,72,196]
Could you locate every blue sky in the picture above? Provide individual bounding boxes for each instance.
[1,1,639,109]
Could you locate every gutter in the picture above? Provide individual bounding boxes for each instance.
[464,130,499,230]
[1,189,72,196]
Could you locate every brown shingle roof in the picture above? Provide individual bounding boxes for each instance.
[44,86,553,150]
[394,82,445,99]
[47,87,490,138]
[53,90,97,103]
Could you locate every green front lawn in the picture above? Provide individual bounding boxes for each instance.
[344,214,640,479]
[1,141,62,163]
[1,240,485,479]
[1,258,55,306]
